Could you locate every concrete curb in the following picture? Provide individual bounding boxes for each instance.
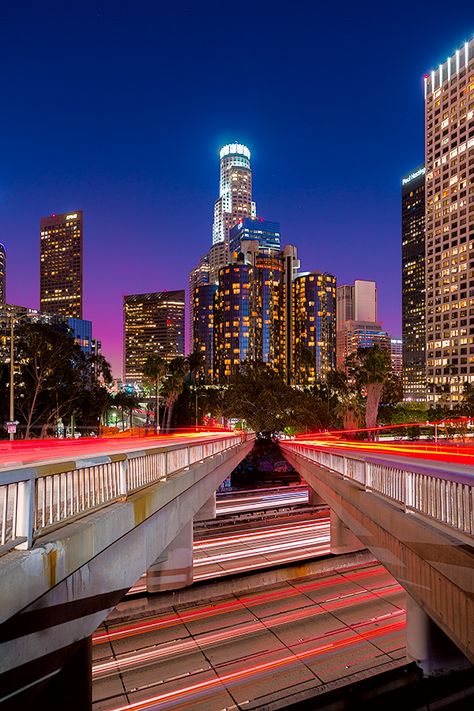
[107,549,375,624]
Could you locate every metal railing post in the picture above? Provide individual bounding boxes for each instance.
[15,477,35,549]
[119,459,128,497]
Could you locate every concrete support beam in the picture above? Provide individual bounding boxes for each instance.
[36,637,92,711]
[308,486,325,506]
[406,594,471,676]
[330,509,365,555]
[194,492,217,522]
[146,520,193,593]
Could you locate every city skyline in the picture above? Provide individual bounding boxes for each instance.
[2,4,474,375]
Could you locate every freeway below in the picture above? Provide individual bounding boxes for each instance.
[93,561,406,710]
[0,430,237,469]
[216,486,309,515]
[129,509,330,593]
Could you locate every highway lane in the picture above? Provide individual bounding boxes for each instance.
[129,512,330,594]
[0,431,236,470]
[93,561,406,710]
[216,487,309,515]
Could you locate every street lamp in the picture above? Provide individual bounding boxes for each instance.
[3,307,20,441]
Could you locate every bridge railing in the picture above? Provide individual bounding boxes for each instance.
[281,442,474,537]
[0,433,248,556]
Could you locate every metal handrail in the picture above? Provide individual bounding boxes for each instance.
[0,433,249,556]
[281,441,474,537]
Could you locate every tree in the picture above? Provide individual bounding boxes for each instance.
[223,361,297,434]
[13,322,112,438]
[345,345,392,432]
[162,357,187,432]
[142,354,166,433]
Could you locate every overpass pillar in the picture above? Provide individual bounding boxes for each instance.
[146,520,193,593]
[308,486,325,506]
[406,594,471,676]
[330,510,365,555]
[194,492,217,521]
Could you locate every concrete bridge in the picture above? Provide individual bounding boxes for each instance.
[0,432,253,709]
[281,439,474,677]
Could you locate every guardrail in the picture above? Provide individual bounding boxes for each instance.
[280,442,474,537]
[0,434,249,556]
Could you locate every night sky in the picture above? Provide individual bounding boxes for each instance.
[2,1,474,376]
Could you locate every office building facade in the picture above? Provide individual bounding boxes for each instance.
[425,39,474,406]
[40,211,83,318]
[229,217,281,257]
[193,284,218,383]
[390,337,403,377]
[337,321,390,371]
[402,166,426,401]
[293,272,337,385]
[210,144,256,280]
[123,290,185,384]
[188,253,209,349]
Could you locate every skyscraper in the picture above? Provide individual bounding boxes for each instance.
[210,143,256,281]
[0,243,6,306]
[188,253,209,350]
[402,166,426,401]
[213,263,250,382]
[193,284,218,382]
[390,337,403,377]
[293,272,337,385]
[40,211,83,318]
[425,39,474,406]
[336,280,381,369]
[229,217,281,257]
[123,290,185,384]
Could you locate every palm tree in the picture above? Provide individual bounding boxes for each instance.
[346,345,392,433]
[162,357,187,432]
[142,354,166,433]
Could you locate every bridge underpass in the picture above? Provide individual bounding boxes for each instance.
[280,438,474,676]
[0,432,253,710]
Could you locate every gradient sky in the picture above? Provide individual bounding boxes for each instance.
[2,1,474,376]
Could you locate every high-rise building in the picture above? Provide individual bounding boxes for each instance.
[336,280,380,369]
[210,143,256,280]
[188,254,209,350]
[425,39,474,406]
[0,304,94,358]
[213,263,250,382]
[337,322,389,371]
[193,284,218,383]
[40,211,83,318]
[123,290,185,384]
[229,217,281,257]
[402,165,426,401]
[293,272,337,385]
[390,337,403,377]
[0,243,6,306]
[337,280,377,327]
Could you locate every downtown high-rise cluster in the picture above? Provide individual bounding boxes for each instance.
[190,144,393,386]
[402,37,474,406]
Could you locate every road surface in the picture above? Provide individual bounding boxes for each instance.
[93,561,406,710]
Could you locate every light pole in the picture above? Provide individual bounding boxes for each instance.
[9,314,14,440]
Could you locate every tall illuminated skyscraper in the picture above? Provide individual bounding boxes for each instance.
[123,290,185,384]
[0,243,6,306]
[209,143,256,281]
[193,284,218,382]
[40,211,83,318]
[402,166,426,401]
[293,272,337,385]
[425,39,474,406]
[188,253,209,350]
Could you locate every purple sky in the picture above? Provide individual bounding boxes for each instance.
[2,2,473,376]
